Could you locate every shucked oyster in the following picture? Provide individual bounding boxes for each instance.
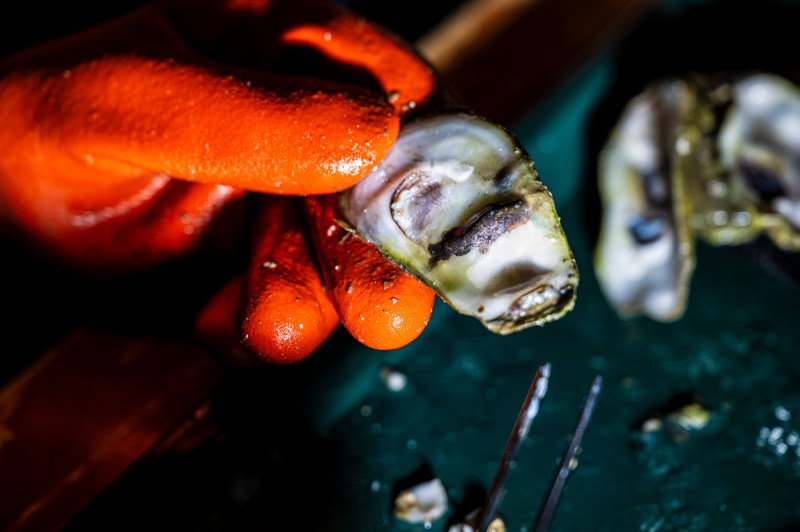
[596,72,800,321]
[594,79,698,321]
[713,74,800,250]
[340,113,578,334]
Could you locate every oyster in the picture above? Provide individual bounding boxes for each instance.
[594,79,698,321]
[595,72,800,321]
[713,73,800,250]
[339,112,578,334]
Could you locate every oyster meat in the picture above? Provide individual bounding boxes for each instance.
[340,112,578,334]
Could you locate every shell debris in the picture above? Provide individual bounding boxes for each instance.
[393,478,448,525]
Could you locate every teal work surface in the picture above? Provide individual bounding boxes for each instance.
[309,1,800,529]
[315,81,800,532]
[69,1,800,530]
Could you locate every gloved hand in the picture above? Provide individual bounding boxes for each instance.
[0,0,438,363]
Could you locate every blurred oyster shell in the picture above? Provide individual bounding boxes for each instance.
[594,79,697,321]
[340,113,578,334]
[595,72,800,321]
[712,73,800,250]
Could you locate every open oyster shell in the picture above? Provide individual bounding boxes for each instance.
[339,113,578,335]
[594,79,697,322]
[712,73,800,250]
[595,72,800,321]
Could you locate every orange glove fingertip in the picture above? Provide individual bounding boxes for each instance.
[241,196,339,363]
[241,286,338,364]
[304,194,435,351]
[335,257,434,350]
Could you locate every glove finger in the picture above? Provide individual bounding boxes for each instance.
[164,0,438,115]
[0,143,244,271]
[280,2,438,116]
[1,13,399,196]
[303,194,434,351]
[239,195,339,363]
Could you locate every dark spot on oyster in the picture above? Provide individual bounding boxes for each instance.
[739,158,785,201]
[642,168,670,206]
[492,161,517,188]
[483,262,550,294]
[628,213,668,244]
[427,200,530,266]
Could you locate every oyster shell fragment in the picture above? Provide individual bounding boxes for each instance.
[394,478,449,525]
[340,113,578,334]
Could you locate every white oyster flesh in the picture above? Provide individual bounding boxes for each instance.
[594,80,696,322]
[340,113,577,334]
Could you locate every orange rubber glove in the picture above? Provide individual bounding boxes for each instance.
[0,0,438,364]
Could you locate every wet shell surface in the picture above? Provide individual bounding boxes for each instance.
[714,73,800,250]
[595,72,800,321]
[340,113,578,335]
[594,79,697,322]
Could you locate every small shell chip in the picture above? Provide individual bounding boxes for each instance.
[448,510,506,532]
[393,478,448,524]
